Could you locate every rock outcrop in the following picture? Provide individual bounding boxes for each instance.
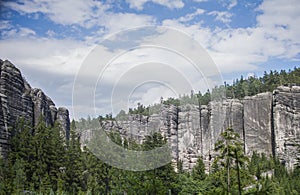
[5,58,298,172]
[273,86,300,170]
[0,59,70,157]
[243,92,273,156]
[81,86,300,171]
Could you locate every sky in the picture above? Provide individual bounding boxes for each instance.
[0,0,299,119]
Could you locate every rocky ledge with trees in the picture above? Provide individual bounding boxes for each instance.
[0,60,299,194]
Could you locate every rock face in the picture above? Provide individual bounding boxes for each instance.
[243,92,273,156]
[0,59,70,157]
[273,86,300,170]
[81,86,300,172]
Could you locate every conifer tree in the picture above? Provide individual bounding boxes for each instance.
[214,128,249,194]
[192,157,206,181]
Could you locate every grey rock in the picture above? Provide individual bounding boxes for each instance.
[0,60,70,157]
[86,86,300,171]
[57,107,70,140]
[243,92,273,155]
[273,86,300,170]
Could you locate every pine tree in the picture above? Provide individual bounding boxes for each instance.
[191,157,206,181]
[0,156,10,194]
[214,128,249,194]
[12,158,27,194]
[65,123,84,193]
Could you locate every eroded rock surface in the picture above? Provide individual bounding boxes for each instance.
[243,92,273,155]
[81,86,300,171]
[273,86,300,170]
[0,60,70,157]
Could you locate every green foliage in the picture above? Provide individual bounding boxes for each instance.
[1,115,300,194]
[12,158,27,193]
[177,173,208,194]
[115,109,127,121]
[192,157,206,181]
[128,102,149,116]
[163,97,180,106]
[214,128,251,194]
[225,67,300,99]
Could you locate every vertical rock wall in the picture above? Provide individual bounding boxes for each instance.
[273,86,300,170]
[89,86,300,171]
[0,60,70,157]
[243,92,273,155]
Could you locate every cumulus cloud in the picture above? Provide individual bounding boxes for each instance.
[125,0,149,10]
[228,0,237,9]
[159,0,299,76]
[0,22,36,38]
[3,0,110,28]
[71,27,223,118]
[217,0,237,10]
[0,38,92,76]
[178,8,205,22]
[256,0,300,59]
[193,0,208,2]
[3,0,156,36]
[102,13,156,33]
[0,21,12,31]
[125,0,184,10]
[208,11,233,24]
[1,0,300,118]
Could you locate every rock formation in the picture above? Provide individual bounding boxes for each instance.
[2,59,298,172]
[243,92,273,155]
[81,86,300,171]
[273,86,300,169]
[0,59,70,157]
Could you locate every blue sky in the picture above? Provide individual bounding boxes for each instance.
[0,0,299,119]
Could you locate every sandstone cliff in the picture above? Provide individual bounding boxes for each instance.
[81,86,300,171]
[0,59,70,157]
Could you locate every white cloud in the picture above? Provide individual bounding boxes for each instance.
[2,0,300,118]
[19,27,36,37]
[0,21,12,30]
[161,0,300,75]
[0,36,96,118]
[208,11,233,24]
[162,19,212,48]
[46,30,56,37]
[72,27,223,117]
[4,0,110,27]
[178,8,205,22]
[193,0,208,2]
[1,26,36,38]
[228,0,237,9]
[125,0,149,10]
[218,0,237,10]
[153,0,184,9]
[103,13,156,33]
[0,37,92,76]
[256,0,300,58]
[3,0,156,36]
[125,0,184,10]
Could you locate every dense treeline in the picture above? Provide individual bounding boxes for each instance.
[176,66,300,104]
[225,67,300,99]
[1,119,300,194]
[119,67,300,117]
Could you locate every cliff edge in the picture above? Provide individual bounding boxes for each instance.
[0,59,70,157]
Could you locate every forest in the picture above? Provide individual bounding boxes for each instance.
[0,67,300,194]
[1,118,300,194]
